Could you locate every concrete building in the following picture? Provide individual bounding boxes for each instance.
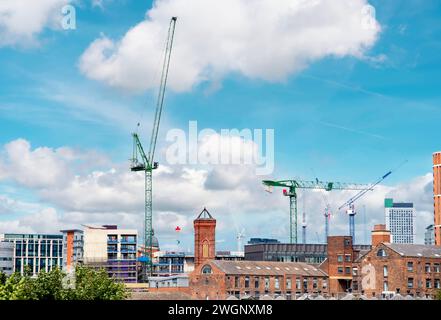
[385,198,416,244]
[434,152,441,245]
[0,241,14,275]
[81,225,138,283]
[245,242,371,265]
[0,233,63,276]
[61,229,84,272]
[425,224,435,245]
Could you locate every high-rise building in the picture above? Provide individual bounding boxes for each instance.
[434,152,441,246]
[384,198,416,244]
[425,224,435,245]
[0,233,63,276]
[194,208,216,268]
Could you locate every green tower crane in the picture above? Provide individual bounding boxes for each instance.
[131,17,177,280]
[262,179,369,244]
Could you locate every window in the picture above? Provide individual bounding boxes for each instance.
[377,249,387,257]
[345,254,351,262]
[275,277,280,290]
[435,279,440,289]
[286,278,292,290]
[337,255,343,263]
[425,263,431,273]
[407,261,414,272]
[254,277,259,289]
[383,281,388,292]
[234,277,239,288]
[352,267,358,276]
[434,263,440,273]
[338,267,343,274]
[264,277,270,290]
[407,278,414,289]
[303,278,308,290]
[383,266,388,277]
[345,267,351,274]
[313,278,318,289]
[202,241,209,258]
[322,279,327,289]
[201,265,212,274]
[296,278,301,290]
[245,276,250,288]
[426,279,432,289]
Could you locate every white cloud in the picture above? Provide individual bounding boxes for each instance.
[0,0,69,47]
[0,138,434,246]
[79,0,381,92]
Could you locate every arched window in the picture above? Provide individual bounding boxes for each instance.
[202,240,209,258]
[201,265,212,274]
[377,249,387,257]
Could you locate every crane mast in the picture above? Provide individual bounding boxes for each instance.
[131,17,177,280]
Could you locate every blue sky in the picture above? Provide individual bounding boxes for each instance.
[0,0,440,248]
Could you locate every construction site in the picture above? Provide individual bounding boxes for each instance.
[1,1,441,305]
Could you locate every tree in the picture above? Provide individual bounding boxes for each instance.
[0,265,128,300]
[71,266,128,300]
[0,272,6,285]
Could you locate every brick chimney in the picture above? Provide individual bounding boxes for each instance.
[371,224,391,247]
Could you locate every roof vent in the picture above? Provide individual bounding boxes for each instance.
[235,266,241,269]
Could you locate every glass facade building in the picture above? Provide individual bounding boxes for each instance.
[0,233,63,276]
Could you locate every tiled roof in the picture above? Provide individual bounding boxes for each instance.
[210,260,327,277]
[385,243,441,258]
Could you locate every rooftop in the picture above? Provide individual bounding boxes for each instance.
[209,260,327,277]
[386,243,441,258]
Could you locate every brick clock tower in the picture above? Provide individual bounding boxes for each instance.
[194,208,216,268]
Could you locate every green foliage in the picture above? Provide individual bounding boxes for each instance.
[436,290,441,300]
[0,272,6,285]
[0,265,128,300]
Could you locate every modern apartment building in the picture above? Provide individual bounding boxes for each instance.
[60,229,84,272]
[384,198,416,244]
[0,233,63,276]
[82,225,138,283]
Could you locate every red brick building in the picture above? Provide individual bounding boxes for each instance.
[189,208,328,300]
[355,242,441,298]
[321,236,370,295]
[324,224,441,298]
[194,208,216,269]
[190,259,328,300]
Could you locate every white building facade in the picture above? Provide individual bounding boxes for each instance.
[384,198,416,244]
